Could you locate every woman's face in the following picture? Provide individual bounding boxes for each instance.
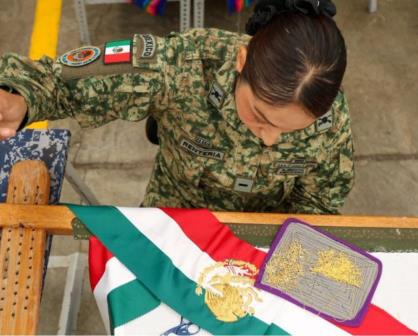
[235,79,316,146]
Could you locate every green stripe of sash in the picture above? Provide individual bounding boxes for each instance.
[108,279,160,332]
[69,205,288,335]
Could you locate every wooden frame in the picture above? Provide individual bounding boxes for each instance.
[2,204,418,235]
[0,161,50,334]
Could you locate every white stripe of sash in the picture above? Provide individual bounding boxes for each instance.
[94,257,136,334]
[371,252,418,331]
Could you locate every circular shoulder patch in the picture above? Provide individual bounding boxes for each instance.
[60,46,101,67]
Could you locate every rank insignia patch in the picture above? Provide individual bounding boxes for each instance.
[233,177,254,193]
[316,110,333,132]
[207,82,226,109]
[60,46,100,67]
[104,39,132,64]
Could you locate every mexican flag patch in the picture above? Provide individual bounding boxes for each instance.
[104,39,131,64]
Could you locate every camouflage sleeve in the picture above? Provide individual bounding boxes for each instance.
[0,36,166,128]
[280,135,355,214]
[0,53,72,125]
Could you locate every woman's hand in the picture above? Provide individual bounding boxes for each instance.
[0,88,28,141]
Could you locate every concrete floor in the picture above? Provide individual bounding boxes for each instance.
[0,0,418,334]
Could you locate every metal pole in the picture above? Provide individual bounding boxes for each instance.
[179,0,191,32]
[55,253,88,335]
[193,0,205,28]
[368,0,378,13]
[74,0,91,44]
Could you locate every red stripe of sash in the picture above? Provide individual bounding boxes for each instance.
[89,236,114,290]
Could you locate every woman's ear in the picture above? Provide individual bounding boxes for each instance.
[236,45,248,73]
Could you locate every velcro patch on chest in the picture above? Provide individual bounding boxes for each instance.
[233,177,254,193]
[277,159,316,176]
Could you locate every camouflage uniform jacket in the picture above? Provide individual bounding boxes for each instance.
[0,28,354,214]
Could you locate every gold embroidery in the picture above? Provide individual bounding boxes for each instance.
[311,249,362,287]
[195,259,261,322]
[264,241,306,290]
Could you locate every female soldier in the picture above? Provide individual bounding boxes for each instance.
[0,0,353,214]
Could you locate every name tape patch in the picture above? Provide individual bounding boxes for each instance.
[140,34,156,58]
[277,159,316,176]
[194,136,211,148]
[133,34,157,67]
[180,137,224,161]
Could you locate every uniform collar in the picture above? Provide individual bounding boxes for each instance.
[207,59,261,145]
[274,109,334,145]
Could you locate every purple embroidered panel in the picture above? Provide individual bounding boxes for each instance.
[255,218,382,327]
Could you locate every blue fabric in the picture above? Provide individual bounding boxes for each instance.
[0,128,71,289]
[0,128,71,203]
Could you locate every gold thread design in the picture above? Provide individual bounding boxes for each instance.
[264,241,306,290]
[195,259,261,322]
[311,249,362,287]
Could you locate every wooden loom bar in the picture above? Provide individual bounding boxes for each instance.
[1,205,418,234]
[214,211,418,229]
[0,161,50,334]
[0,204,75,235]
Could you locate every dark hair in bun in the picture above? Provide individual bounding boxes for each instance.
[246,0,337,36]
[241,0,345,118]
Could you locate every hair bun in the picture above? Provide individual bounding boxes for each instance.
[245,4,278,36]
[245,0,337,36]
